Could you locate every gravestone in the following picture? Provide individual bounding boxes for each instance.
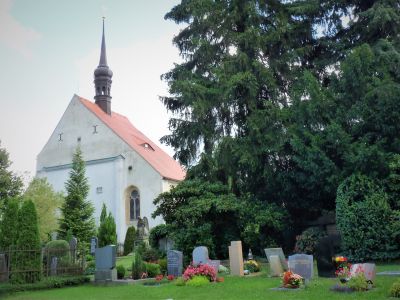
[209,260,220,274]
[69,236,78,262]
[167,250,183,277]
[288,254,314,281]
[0,253,8,282]
[228,241,244,276]
[95,245,117,281]
[51,232,58,241]
[315,234,341,278]
[350,263,376,282]
[248,249,253,260]
[193,246,209,265]
[50,257,58,276]
[90,237,98,255]
[264,248,288,270]
[269,255,284,276]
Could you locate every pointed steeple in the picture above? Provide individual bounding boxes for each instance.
[94,18,113,115]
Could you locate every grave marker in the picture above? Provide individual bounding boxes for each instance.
[90,237,98,255]
[264,248,288,270]
[269,255,284,276]
[95,245,117,281]
[288,254,314,281]
[228,241,244,276]
[0,253,8,282]
[193,246,209,265]
[167,250,183,277]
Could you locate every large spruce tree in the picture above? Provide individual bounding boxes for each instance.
[58,147,95,246]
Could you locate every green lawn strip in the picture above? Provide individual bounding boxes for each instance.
[115,255,133,270]
[3,265,400,300]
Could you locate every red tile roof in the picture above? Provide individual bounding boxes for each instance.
[79,96,185,181]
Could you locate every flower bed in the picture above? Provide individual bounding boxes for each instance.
[282,271,304,289]
[183,263,217,282]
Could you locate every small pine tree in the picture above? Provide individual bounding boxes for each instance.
[0,198,19,249]
[13,200,41,283]
[58,147,95,247]
[123,226,136,255]
[98,204,117,247]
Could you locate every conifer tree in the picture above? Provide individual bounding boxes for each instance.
[0,198,19,249]
[58,147,95,246]
[13,200,41,283]
[98,204,117,247]
[123,226,136,255]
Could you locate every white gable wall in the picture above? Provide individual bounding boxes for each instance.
[37,95,166,242]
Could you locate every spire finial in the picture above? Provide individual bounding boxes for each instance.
[99,17,107,66]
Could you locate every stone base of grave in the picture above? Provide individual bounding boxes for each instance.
[95,268,117,282]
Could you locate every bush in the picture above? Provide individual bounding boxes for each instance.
[84,260,95,275]
[0,276,90,296]
[158,258,167,274]
[98,204,117,247]
[390,280,400,297]
[336,174,399,261]
[183,264,217,282]
[175,277,186,286]
[12,200,42,284]
[142,247,160,262]
[186,275,210,286]
[116,265,125,279]
[145,263,161,278]
[132,252,145,280]
[348,272,369,291]
[294,227,327,255]
[244,260,260,273]
[123,226,136,255]
[45,240,71,262]
[149,224,169,250]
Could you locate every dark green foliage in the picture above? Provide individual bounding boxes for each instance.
[132,252,145,280]
[0,198,19,249]
[294,228,327,255]
[390,279,400,298]
[13,200,42,284]
[144,262,161,278]
[158,258,167,275]
[123,226,136,256]
[0,141,23,210]
[116,265,126,279]
[149,224,169,250]
[44,240,71,262]
[336,174,399,261]
[97,205,117,248]
[153,179,286,258]
[142,248,160,263]
[58,147,95,247]
[0,276,90,296]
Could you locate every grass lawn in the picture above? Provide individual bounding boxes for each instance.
[3,262,400,300]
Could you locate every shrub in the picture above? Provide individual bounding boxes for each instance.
[142,247,160,262]
[336,174,399,261]
[149,224,169,250]
[348,272,369,291]
[186,275,210,286]
[174,277,186,286]
[123,226,136,256]
[44,240,71,262]
[0,198,19,249]
[132,252,145,280]
[84,260,95,275]
[145,262,161,278]
[390,280,400,297]
[244,260,260,273]
[12,200,42,284]
[294,227,327,255]
[116,265,125,279]
[158,258,167,274]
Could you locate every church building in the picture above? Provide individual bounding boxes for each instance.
[36,21,185,242]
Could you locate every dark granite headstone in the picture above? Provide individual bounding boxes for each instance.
[315,234,341,278]
[90,237,98,255]
[95,245,117,281]
[50,257,58,276]
[167,250,183,277]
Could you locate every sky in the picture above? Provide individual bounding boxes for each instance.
[0,0,183,183]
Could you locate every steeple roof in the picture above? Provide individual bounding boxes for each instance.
[99,18,108,67]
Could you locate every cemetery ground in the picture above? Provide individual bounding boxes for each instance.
[3,260,400,300]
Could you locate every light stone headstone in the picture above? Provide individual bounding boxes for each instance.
[0,253,8,282]
[95,245,117,281]
[50,232,58,241]
[167,250,183,277]
[228,241,244,276]
[192,246,209,265]
[208,260,220,274]
[288,254,314,281]
[269,255,284,276]
[50,257,58,276]
[90,237,98,255]
[264,248,288,270]
[69,237,78,261]
[350,263,376,282]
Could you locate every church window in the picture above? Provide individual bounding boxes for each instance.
[77,137,81,142]
[93,125,98,134]
[102,86,105,95]
[130,190,140,220]
[96,187,103,194]
[58,133,63,141]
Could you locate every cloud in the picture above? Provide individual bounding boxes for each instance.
[0,0,41,58]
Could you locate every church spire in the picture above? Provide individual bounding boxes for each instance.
[94,18,113,115]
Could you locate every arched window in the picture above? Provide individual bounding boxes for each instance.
[130,190,140,220]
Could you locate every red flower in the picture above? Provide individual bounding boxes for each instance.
[155,274,164,281]
[167,275,175,281]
